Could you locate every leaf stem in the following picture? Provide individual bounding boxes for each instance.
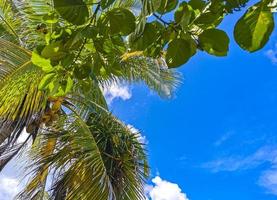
[153,13,170,25]
[153,13,179,32]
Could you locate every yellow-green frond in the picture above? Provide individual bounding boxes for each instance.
[0,0,22,43]
[0,39,46,146]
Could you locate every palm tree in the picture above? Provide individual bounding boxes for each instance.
[0,0,180,199]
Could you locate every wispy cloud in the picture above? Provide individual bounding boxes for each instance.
[102,82,132,104]
[203,145,277,195]
[265,43,277,64]
[259,168,277,195]
[203,146,277,172]
[214,131,234,147]
[145,176,189,200]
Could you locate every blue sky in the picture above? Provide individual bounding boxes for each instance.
[107,10,277,200]
[1,5,277,200]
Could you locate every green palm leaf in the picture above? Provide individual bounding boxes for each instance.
[13,0,54,47]
[0,0,22,43]
[98,55,181,98]
[19,94,148,199]
[0,39,46,149]
[20,113,114,200]
[120,56,181,98]
[86,112,149,200]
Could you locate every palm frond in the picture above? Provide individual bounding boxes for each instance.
[13,0,54,48]
[18,133,57,200]
[15,0,53,28]
[0,129,33,175]
[63,97,149,199]
[19,113,114,200]
[0,39,46,147]
[86,112,149,200]
[0,0,22,43]
[98,55,182,98]
[0,24,17,42]
[70,78,109,115]
[19,95,148,200]
[122,56,181,98]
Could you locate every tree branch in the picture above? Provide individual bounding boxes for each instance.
[153,13,170,25]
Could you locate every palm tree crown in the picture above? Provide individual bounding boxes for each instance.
[0,0,180,199]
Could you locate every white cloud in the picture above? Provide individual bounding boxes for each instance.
[0,176,20,200]
[102,82,132,104]
[145,176,189,200]
[127,124,147,144]
[265,43,277,64]
[0,130,32,200]
[259,168,277,195]
[16,129,29,144]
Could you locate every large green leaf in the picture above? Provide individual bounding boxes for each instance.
[74,64,92,80]
[152,0,161,10]
[129,22,162,51]
[31,51,53,73]
[107,8,136,36]
[38,72,56,90]
[100,0,116,9]
[195,12,223,28]
[157,0,178,14]
[166,38,196,68]
[199,28,229,56]
[188,0,206,10]
[225,0,250,13]
[174,2,194,29]
[41,42,66,61]
[53,0,89,25]
[234,1,274,52]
